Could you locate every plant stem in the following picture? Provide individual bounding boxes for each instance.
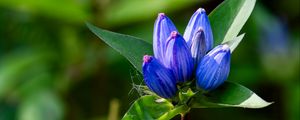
[181,112,190,120]
[181,114,185,120]
[158,105,190,120]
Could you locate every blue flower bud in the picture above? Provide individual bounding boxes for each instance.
[196,45,231,90]
[190,28,206,66]
[142,55,178,98]
[165,31,194,83]
[183,8,213,51]
[153,13,178,63]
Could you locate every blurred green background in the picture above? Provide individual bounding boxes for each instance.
[0,0,299,120]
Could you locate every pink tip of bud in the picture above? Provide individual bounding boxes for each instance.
[171,31,179,38]
[158,13,166,19]
[143,55,152,63]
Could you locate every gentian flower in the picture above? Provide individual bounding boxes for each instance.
[142,55,177,98]
[164,31,194,82]
[142,8,232,98]
[153,13,178,63]
[152,14,193,83]
[184,8,213,62]
[190,28,206,66]
[196,45,231,90]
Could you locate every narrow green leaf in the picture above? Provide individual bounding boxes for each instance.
[122,95,174,120]
[190,81,272,108]
[209,0,256,45]
[87,23,153,72]
[224,33,245,53]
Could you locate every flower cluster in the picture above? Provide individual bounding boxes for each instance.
[142,8,231,98]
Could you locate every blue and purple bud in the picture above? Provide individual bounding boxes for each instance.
[196,45,231,90]
[184,8,213,52]
[142,55,178,98]
[190,28,206,66]
[153,13,178,63]
[164,31,194,83]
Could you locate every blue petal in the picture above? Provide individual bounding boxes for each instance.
[183,8,213,51]
[142,55,177,98]
[190,28,206,66]
[164,32,194,83]
[153,13,178,63]
[196,45,231,90]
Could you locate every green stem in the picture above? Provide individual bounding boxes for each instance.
[158,105,190,120]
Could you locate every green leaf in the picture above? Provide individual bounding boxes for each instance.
[224,33,245,53]
[190,81,272,108]
[87,23,153,72]
[209,0,256,45]
[122,95,174,120]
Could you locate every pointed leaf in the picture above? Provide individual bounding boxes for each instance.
[122,95,174,120]
[209,0,256,45]
[87,23,153,72]
[190,81,272,108]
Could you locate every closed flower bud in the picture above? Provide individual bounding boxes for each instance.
[153,13,178,63]
[190,28,206,66]
[165,31,194,83]
[196,45,231,90]
[184,8,213,51]
[142,55,178,98]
